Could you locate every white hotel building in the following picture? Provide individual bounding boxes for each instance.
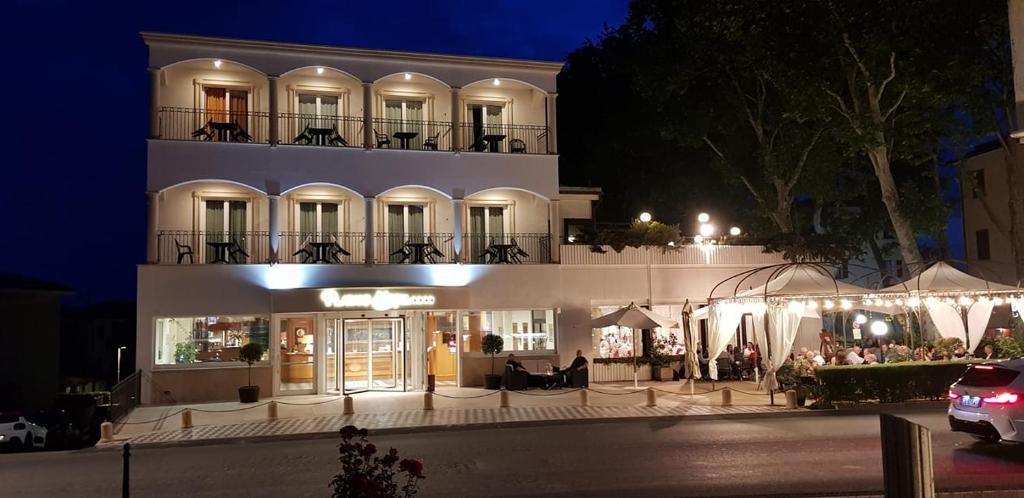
[138,33,784,404]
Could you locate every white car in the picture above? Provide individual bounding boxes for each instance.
[948,360,1024,443]
[0,414,47,450]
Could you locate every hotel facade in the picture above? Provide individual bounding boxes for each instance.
[138,33,784,404]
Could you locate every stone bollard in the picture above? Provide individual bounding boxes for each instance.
[646,387,657,407]
[100,421,114,442]
[499,390,510,408]
[268,400,278,420]
[580,388,589,407]
[181,408,193,429]
[342,395,354,415]
[682,378,695,395]
[720,387,732,407]
[880,414,935,498]
[785,390,798,409]
[423,392,434,411]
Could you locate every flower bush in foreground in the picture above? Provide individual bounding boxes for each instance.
[331,425,425,497]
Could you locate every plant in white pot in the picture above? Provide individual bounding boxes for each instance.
[481,334,504,390]
[238,342,265,403]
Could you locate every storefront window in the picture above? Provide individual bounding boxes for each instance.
[462,310,556,353]
[155,315,270,366]
[591,305,687,359]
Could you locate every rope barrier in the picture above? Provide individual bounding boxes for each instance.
[277,397,343,406]
[431,390,501,399]
[587,388,647,396]
[117,409,185,425]
[510,388,583,397]
[191,402,271,413]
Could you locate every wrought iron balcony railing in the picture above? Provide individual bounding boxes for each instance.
[459,123,549,154]
[157,230,270,264]
[279,231,365,264]
[371,118,452,151]
[279,113,363,147]
[158,107,270,143]
[464,233,551,264]
[373,233,456,264]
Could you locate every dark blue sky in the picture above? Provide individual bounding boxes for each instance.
[2,0,628,303]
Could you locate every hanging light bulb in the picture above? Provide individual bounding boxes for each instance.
[907,296,921,308]
[788,300,806,313]
[895,298,904,306]
[994,296,1005,306]
[806,300,818,311]
[884,300,893,307]
[944,297,955,305]
[840,299,853,310]
[854,313,868,325]
[958,295,974,306]
[823,300,835,310]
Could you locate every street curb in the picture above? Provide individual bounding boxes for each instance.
[93,402,950,451]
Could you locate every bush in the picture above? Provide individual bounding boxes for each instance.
[931,337,963,360]
[331,425,424,498]
[815,361,986,405]
[481,334,503,375]
[995,335,1024,358]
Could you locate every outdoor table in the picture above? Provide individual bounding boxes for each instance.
[307,127,346,146]
[393,131,419,149]
[528,373,557,389]
[405,242,432,264]
[208,121,240,141]
[206,241,234,264]
[481,134,506,152]
[488,244,517,263]
[308,241,349,263]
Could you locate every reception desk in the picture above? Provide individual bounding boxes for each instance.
[282,352,313,382]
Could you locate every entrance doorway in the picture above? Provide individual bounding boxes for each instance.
[333,318,406,393]
[426,312,458,386]
[279,316,316,394]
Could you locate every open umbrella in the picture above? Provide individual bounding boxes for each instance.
[578,303,678,388]
[682,300,701,380]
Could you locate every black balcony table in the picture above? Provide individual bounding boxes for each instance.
[207,121,240,141]
[404,242,434,264]
[393,131,419,149]
[206,241,235,264]
[308,127,347,146]
[487,243,518,264]
[481,134,506,152]
[309,241,349,263]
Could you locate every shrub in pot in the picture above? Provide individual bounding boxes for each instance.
[482,334,504,389]
[238,342,265,403]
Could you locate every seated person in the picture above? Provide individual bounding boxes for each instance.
[506,353,527,372]
[557,349,589,387]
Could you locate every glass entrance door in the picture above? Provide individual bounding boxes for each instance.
[279,316,315,394]
[342,318,405,393]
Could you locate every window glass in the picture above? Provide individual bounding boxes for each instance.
[155,315,270,366]
[590,305,689,359]
[462,310,555,353]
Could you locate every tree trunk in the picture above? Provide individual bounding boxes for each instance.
[866,145,924,270]
[867,236,887,282]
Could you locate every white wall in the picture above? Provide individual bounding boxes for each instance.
[465,188,549,234]
[159,181,268,232]
[160,61,268,111]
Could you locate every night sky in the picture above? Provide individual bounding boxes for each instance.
[2,0,629,304]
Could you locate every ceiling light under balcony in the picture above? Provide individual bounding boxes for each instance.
[493,78,501,86]
[316,67,325,74]
[404,73,412,80]
[213,59,222,69]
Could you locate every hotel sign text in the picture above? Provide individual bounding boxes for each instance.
[319,289,436,311]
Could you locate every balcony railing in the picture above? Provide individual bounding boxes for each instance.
[371,118,452,151]
[464,233,551,264]
[374,233,456,264]
[157,230,270,264]
[279,113,363,147]
[279,232,365,264]
[459,123,549,154]
[159,107,270,143]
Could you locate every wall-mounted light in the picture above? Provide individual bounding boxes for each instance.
[316,67,325,75]
[213,59,223,69]
[404,73,412,80]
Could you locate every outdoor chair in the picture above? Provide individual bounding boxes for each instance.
[293,125,313,145]
[293,239,315,263]
[228,240,249,263]
[568,368,589,388]
[230,123,253,143]
[191,121,214,141]
[174,240,194,264]
[374,129,392,148]
[327,242,350,263]
[389,244,412,264]
[509,238,529,263]
[509,138,527,154]
[423,133,440,151]
[503,364,530,391]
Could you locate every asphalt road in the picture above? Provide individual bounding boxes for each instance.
[1,409,1023,497]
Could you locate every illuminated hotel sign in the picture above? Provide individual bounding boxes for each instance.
[319,289,436,311]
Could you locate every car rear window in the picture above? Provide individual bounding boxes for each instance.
[0,413,20,423]
[959,366,1021,387]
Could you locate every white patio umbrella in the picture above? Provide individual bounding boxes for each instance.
[578,302,678,388]
[682,300,701,381]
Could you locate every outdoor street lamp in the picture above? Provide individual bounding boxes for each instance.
[699,223,715,237]
[639,212,652,223]
[854,313,868,325]
[729,226,741,236]
[870,320,889,336]
[116,346,127,383]
[697,212,710,223]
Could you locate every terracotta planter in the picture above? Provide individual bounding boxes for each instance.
[652,367,674,381]
[238,385,260,403]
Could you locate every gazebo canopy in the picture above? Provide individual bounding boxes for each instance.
[877,261,1017,295]
[734,265,873,300]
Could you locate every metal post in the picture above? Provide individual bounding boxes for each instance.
[122,442,130,498]
[880,414,935,498]
[764,309,774,405]
[116,346,125,383]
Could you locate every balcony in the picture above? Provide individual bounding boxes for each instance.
[371,118,452,152]
[279,232,365,264]
[464,233,551,264]
[157,231,270,264]
[373,233,457,264]
[460,123,549,155]
[158,107,270,143]
[279,114,363,147]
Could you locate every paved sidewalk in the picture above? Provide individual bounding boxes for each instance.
[101,381,791,448]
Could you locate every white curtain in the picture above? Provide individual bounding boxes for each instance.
[707,303,744,380]
[752,303,803,390]
[924,300,994,352]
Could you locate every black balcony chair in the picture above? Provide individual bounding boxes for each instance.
[509,238,529,264]
[292,238,315,263]
[469,137,488,152]
[327,242,350,263]
[479,238,500,264]
[374,129,392,148]
[293,125,313,145]
[509,138,527,154]
[174,240,194,264]
[503,364,530,391]
[423,236,445,263]
[389,243,412,263]
[228,239,250,263]
[231,122,253,143]
[423,133,440,151]
[191,121,215,141]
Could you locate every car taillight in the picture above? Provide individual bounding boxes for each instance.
[948,390,960,400]
[982,392,1021,405]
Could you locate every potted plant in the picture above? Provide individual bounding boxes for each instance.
[238,342,265,403]
[649,336,676,381]
[481,334,504,390]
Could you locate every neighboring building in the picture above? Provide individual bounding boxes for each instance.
[0,274,72,411]
[62,301,136,389]
[138,33,784,404]
[961,142,1018,285]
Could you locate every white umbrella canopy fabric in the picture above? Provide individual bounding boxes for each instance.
[578,302,678,329]
[878,261,1017,294]
[735,265,873,299]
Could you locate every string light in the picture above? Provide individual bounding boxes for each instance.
[907,297,921,307]
[823,300,835,310]
[958,296,974,306]
[806,300,818,311]
[840,299,853,310]
[994,297,1005,306]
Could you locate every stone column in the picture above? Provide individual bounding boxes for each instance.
[268,76,280,146]
[148,68,161,139]
[450,87,462,151]
[362,82,374,149]
[268,195,280,262]
[146,191,159,263]
[452,197,464,262]
[365,197,375,264]
[545,92,558,154]
[548,199,561,263]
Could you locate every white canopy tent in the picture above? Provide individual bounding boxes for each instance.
[873,261,1019,351]
[577,303,678,388]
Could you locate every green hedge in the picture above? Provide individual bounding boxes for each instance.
[814,361,986,404]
